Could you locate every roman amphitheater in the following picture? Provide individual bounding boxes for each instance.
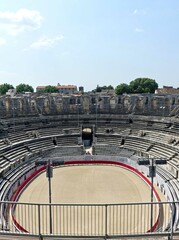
[0,92,179,240]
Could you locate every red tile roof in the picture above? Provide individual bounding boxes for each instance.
[36,85,77,89]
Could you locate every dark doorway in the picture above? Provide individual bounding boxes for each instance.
[82,128,93,147]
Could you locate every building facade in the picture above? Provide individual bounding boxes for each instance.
[36,84,77,94]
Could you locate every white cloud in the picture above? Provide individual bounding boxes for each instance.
[30,35,64,49]
[135,28,144,33]
[133,9,138,15]
[0,37,6,46]
[133,9,146,15]
[0,8,43,35]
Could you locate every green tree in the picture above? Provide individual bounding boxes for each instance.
[43,85,59,93]
[93,85,114,92]
[129,78,158,93]
[95,85,102,92]
[107,85,114,90]
[16,83,34,93]
[0,83,14,95]
[115,83,131,95]
[101,85,114,90]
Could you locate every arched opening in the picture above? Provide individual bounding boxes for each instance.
[121,138,125,145]
[82,128,93,147]
[52,137,57,146]
[129,118,133,124]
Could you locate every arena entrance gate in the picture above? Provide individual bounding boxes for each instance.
[82,127,93,147]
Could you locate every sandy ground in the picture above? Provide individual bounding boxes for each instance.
[18,165,152,204]
[12,165,169,236]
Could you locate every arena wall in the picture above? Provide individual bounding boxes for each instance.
[10,159,161,234]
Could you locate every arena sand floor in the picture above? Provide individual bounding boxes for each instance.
[12,165,169,236]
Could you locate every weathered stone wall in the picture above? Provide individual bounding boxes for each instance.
[0,93,179,120]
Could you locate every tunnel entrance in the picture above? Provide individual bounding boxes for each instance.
[82,128,93,147]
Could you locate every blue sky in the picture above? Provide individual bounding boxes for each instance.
[0,0,179,91]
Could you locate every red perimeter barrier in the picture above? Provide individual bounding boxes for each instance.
[11,166,46,232]
[11,160,161,233]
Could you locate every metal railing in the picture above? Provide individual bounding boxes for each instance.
[0,200,178,239]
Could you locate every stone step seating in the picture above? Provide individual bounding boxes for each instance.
[156,165,179,223]
[38,127,63,137]
[94,144,122,155]
[23,123,46,131]
[62,146,84,156]
[142,131,173,144]
[0,177,11,203]
[27,139,55,153]
[0,163,36,230]
[47,146,85,157]
[96,126,115,134]
[169,155,179,167]
[96,125,131,134]
[132,121,172,134]
[142,127,179,144]
[152,122,170,129]
[7,131,30,144]
[132,121,148,128]
[159,166,179,207]
[3,145,29,163]
[62,128,80,135]
[170,122,179,131]
[0,163,35,201]
[114,127,129,134]
[123,137,150,153]
[56,136,79,146]
[96,135,122,146]
[148,144,176,159]
[0,155,10,171]
[169,179,179,202]
[150,165,179,229]
[157,166,174,182]
[120,149,135,157]
[128,128,140,136]
[166,161,178,179]
[0,140,7,149]
[119,128,132,136]
[165,122,179,135]
[132,121,167,130]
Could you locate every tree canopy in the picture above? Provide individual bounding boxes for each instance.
[16,83,34,93]
[43,85,59,93]
[129,78,158,93]
[115,78,158,95]
[0,83,14,95]
[93,85,114,92]
[115,83,131,95]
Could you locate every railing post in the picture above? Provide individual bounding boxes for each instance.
[170,202,174,240]
[38,204,42,239]
[150,159,154,232]
[105,204,108,239]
